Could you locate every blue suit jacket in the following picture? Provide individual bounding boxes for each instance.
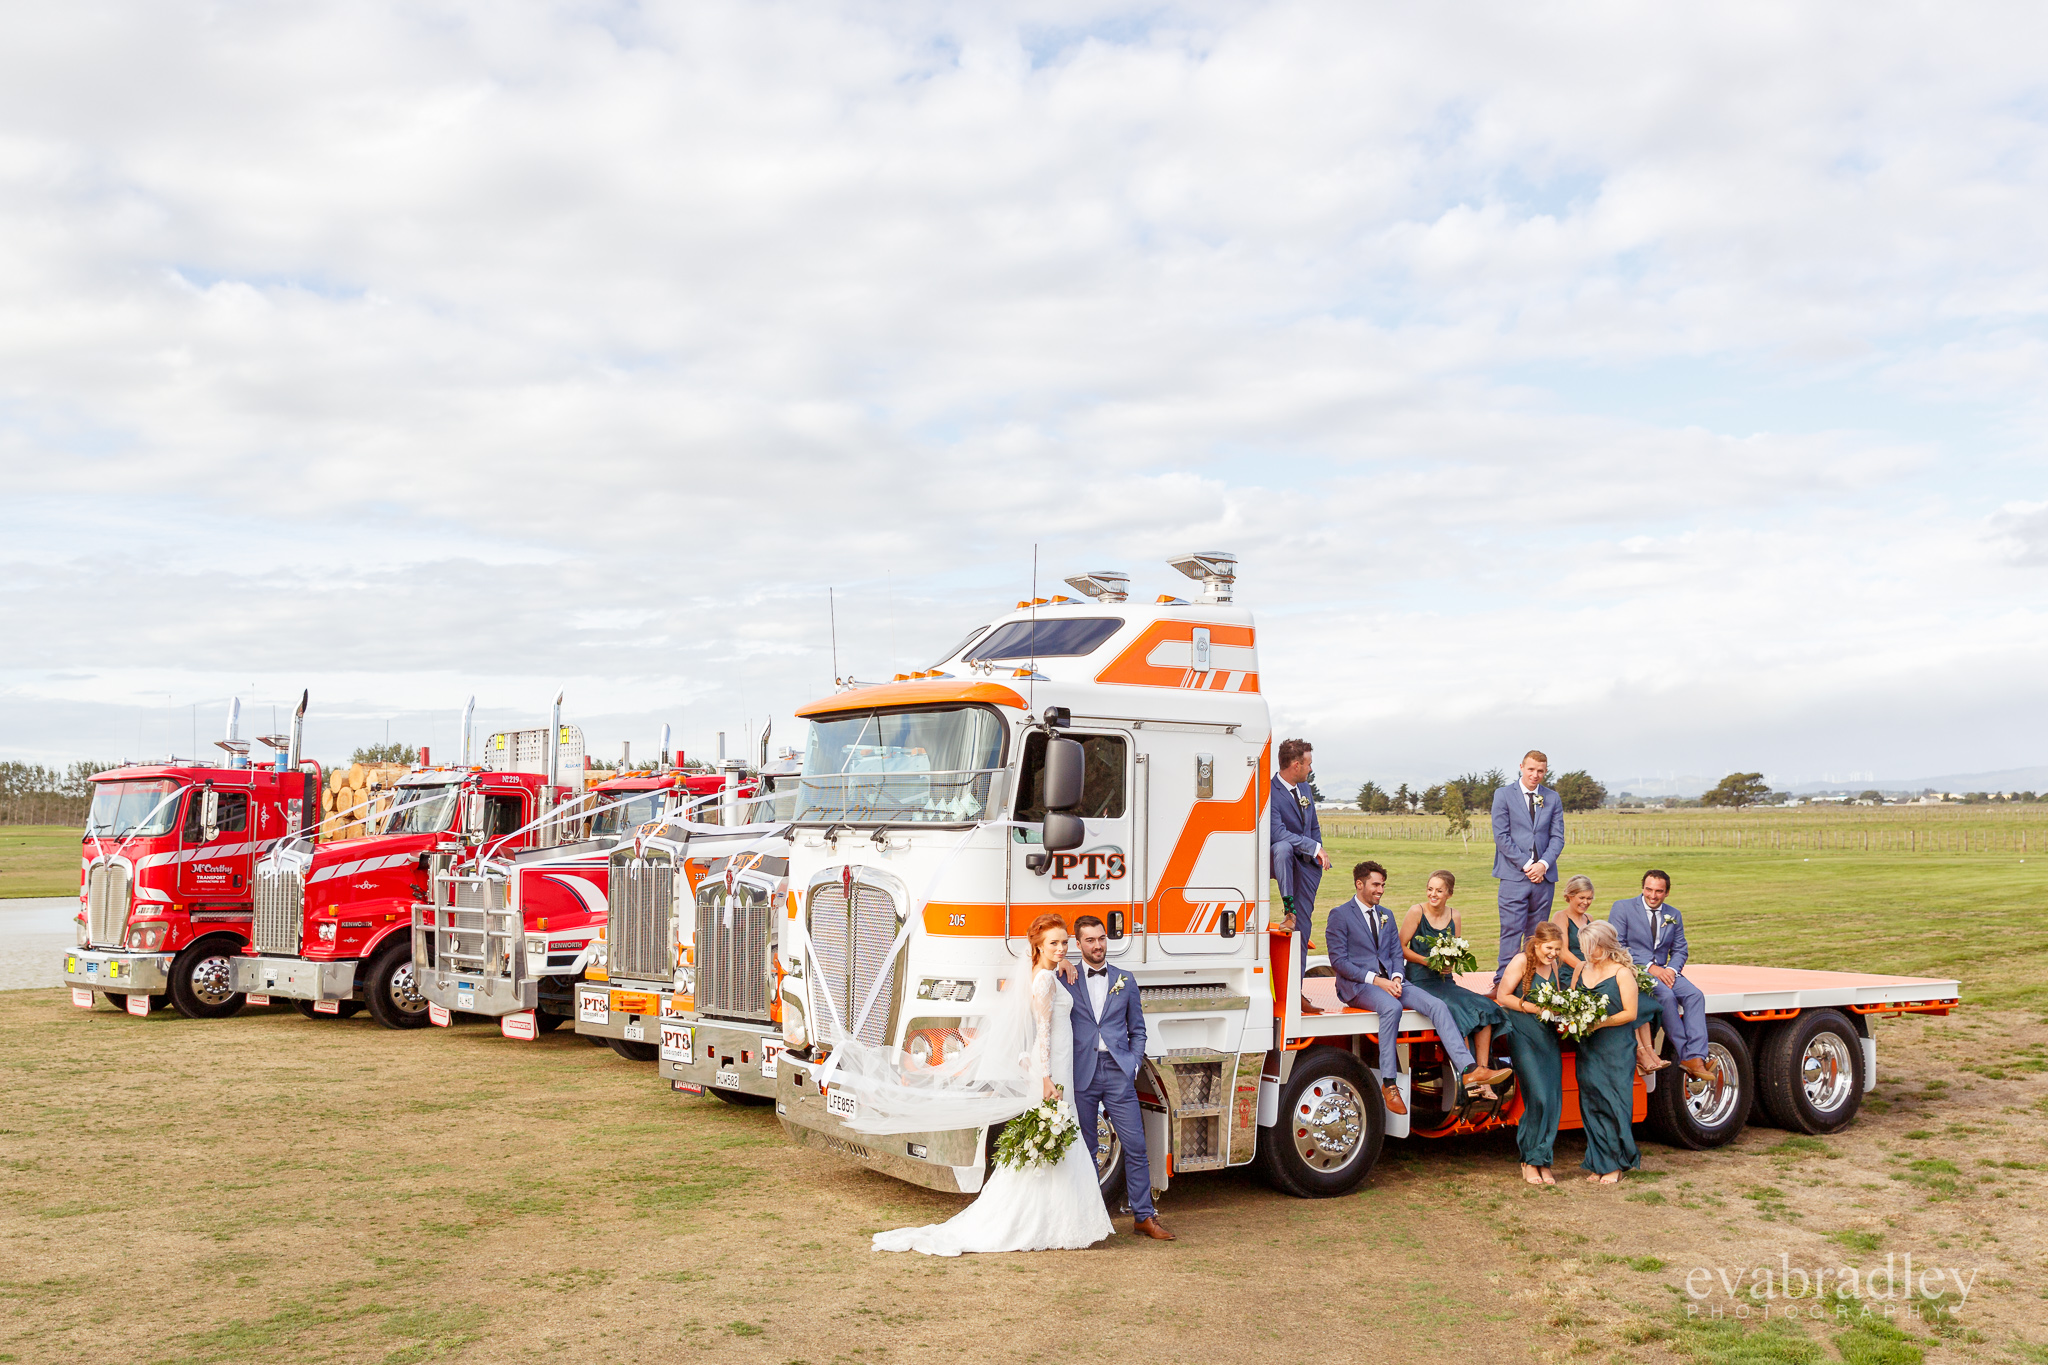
[1270,775,1323,910]
[1609,896,1690,972]
[1491,783,1564,881]
[1323,896,1405,1008]
[1063,962,1146,1092]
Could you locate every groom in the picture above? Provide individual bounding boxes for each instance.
[1062,915,1173,1241]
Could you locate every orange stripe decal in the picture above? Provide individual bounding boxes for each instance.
[1094,620,1259,691]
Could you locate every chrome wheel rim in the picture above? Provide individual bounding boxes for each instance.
[189,954,238,1007]
[1801,1032,1855,1113]
[1093,1113,1121,1188]
[1684,1042,1742,1128]
[387,961,427,1014]
[1293,1076,1367,1173]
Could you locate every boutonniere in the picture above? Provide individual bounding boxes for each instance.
[1533,794,1545,808]
[1108,976,1128,996]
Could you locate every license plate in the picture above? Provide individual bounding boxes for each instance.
[578,992,609,1026]
[502,1012,538,1041]
[85,960,99,977]
[428,1002,451,1027]
[247,994,271,1007]
[125,994,150,1017]
[715,1070,742,1090]
[456,989,476,1010]
[623,1020,645,1042]
[659,1023,693,1064]
[760,1040,783,1079]
[825,1088,856,1119]
[70,987,92,1008]
[313,999,339,1015]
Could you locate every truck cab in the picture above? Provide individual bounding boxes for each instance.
[64,755,319,1019]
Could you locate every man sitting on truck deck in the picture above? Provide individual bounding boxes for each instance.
[1609,871,1715,1082]
[1325,861,1514,1116]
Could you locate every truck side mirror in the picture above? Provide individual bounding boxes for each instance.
[1042,737,1085,812]
[1042,811,1085,854]
[461,792,486,841]
[200,789,220,843]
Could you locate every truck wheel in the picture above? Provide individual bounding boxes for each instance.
[291,999,363,1019]
[168,942,246,1019]
[1090,1110,1127,1207]
[364,947,430,1031]
[1647,1017,1753,1149]
[1756,1010,1864,1135]
[607,1037,659,1062]
[1256,1045,1383,1198]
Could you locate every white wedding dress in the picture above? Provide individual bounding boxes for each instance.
[872,970,1114,1255]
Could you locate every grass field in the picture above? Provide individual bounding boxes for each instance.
[0,827,77,899]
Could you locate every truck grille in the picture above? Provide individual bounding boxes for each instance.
[807,879,902,1048]
[608,851,674,982]
[430,871,515,978]
[86,862,130,947]
[252,864,304,955]
[695,875,773,1022]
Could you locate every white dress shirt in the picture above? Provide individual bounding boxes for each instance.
[1517,778,1545,872]
[1086,965,1110,1050]
[1355,898,1399,985]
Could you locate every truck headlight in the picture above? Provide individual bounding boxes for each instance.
[317,922,337,943]
[781,999,807,1049]
[126,923,165,950]
[525,937,545,958]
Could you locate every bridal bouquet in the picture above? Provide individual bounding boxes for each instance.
[1527,978,1609,1043]
[993,1092,1082,1171]
[1632,963,1658,994]
[1425,933,1478,976]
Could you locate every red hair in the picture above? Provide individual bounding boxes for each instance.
[1026,913,1069,960]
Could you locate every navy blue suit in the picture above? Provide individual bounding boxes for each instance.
[1324,896,1476,1081]
[1270,775,1323,942]
[1609,895,1707,1062]
[1063,962,1154,1220]
[1491,781,1565,980]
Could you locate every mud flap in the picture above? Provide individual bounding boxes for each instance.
[502,1011,538,1041]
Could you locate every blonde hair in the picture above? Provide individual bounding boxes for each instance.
[1579,920,1632,967]
[1523,749,1548,765]
[1563,874,1595,898]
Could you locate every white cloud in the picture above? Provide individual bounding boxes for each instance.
[1,1,2046,785]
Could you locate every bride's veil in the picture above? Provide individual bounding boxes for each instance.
[830,951,1043,1137]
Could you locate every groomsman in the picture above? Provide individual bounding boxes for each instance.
[1326,861,1512,1116]
[1609,870,1716,1081]
[1490,750,1564,987]
[1270,738,1329,1015]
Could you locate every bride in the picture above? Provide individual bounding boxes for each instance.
[867,914,1113,1255]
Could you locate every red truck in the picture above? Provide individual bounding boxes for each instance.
[232,756,570,1028]
[63,696,321,1019]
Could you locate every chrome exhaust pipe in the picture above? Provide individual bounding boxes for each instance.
[461,695,476,766]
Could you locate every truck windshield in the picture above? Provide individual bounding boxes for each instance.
[384,783,461,835]
[795,706,1006,824]
[589,790,667,836]
[84,779,184,838]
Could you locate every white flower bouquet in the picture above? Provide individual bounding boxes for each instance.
[993,1092,1082,1171]
[1425,933,1478,976]
[1527,977,1610,1043]
[1632,963,1657,994]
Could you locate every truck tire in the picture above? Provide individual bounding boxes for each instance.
[101,992,169,1012]
[1755,1010,1864,1135]
[168,941,246,1019]
[607,1037,659,1062]
[1255,1045,1383,1198]
[364,946,430,1031]
[1090,1109,1128,1208]
[291,999,363,1019]
[1647,1016,1753,1149]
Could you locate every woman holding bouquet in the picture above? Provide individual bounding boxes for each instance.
[1570,921,1642,1183]
[1554,876,1667,1076]
[1400,870,1507,1101]
[870,913,1112,1255]
[1497,920,1568,1185]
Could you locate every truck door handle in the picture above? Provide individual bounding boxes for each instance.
[1219,910,1236,938]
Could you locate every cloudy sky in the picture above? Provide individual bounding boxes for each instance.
[4,1,2046,794]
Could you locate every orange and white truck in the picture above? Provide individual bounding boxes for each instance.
[770,554,1960,1199]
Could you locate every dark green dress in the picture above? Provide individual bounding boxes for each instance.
[1560,916,1662,1034]
[1576,973,1642,1175]
[1505,965,1564,1167]
[1406,918,1507,1045]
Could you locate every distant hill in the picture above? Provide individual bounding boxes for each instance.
[1610,766,2048,799]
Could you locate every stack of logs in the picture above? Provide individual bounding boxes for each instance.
[316,762,411,841]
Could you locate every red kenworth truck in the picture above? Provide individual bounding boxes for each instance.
[63,695,321,1019]
[234,717,590,1029]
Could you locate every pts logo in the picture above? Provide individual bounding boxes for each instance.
[1048,846,1127,901]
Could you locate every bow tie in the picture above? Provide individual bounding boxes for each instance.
[1087,968,1107,978]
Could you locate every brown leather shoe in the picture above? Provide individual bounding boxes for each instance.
[1133,1216,1175,1241]
[1381,1082,1408,1116]
[1299,995,1323,1015]
[1680,1057,1716,1081]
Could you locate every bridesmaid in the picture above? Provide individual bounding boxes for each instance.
[1400,870,1507,1101]
[1554,875,1667,1076]
[1570,921,1643,1183]
[1497,920,1568,1186]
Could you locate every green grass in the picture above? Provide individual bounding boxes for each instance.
[1306,810,2044,1007]
[0,825,82,898]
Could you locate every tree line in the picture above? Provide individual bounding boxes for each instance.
[1354,769,1610,816]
